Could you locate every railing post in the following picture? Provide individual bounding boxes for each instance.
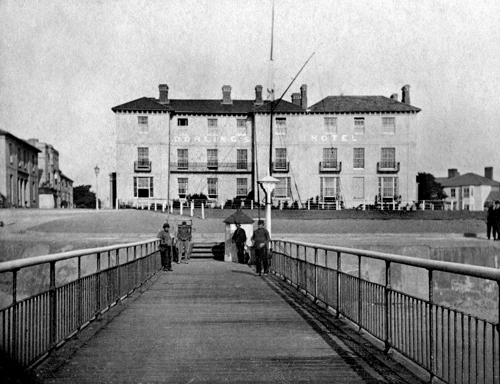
[49,261,57,348]
[116,249,120,299]
[336,251,341,319]
[180,201,183,215]
[358,255,362,331]
[12,269,18,360]
[429,269,435,383]
[77,257,82,328]
[96,253,101,315]
[384,261,391,353]
[201,202,205,219]
[314,247,318,302]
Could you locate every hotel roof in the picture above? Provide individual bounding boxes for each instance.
[308,96,421,113]
[436,173,500,187]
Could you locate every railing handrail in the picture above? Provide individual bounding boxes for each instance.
[272,238,500,281]
[0,238,158,273]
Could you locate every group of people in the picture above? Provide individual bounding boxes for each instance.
[157,221,192,271]
[232,219,271,276]
[486,200,500,240]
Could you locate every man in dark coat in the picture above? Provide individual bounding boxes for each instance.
[177,221,192,263]
[232,223,247,264]
[251,220,271,276]
[157,223,173,271]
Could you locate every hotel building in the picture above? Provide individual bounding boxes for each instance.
[111,84,420,209]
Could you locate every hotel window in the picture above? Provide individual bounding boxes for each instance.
[9,144,13,163]
[274,177,291,198]
[354,117,365,134]
[133,176,154,198]
[178,178,188,198]
[207,118,219,135]
[324,117,337,134]
[323,148,337,168]
[275,148,287,169]
[207,178,218,198]
[237,149,248,170]
[382,117,395,134]
[137,147,149,166]
[353,177,365,199]
[236,178,248,197]
[138,116,148,133]
[275,118,287,135]
[178,118,188,135]
[353,148,365,169]
[237,119,247,136]
[378,177,399,198]
[381,148,396,168]
[450,188,456,198]
[178,149,188,169]
[207,149,218,168]
[463,187,470,198]
[320,177,340,202]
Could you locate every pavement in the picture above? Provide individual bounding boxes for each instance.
[35,259,424,384]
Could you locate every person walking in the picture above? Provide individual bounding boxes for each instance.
[486,201,497,240]
[157,223,173,271]
[232,223,247,264]
[494,200,500,241]
[251,219,271,276]
[177,221,192,263]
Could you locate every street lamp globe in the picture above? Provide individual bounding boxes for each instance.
[94,165,100,176]
[94,165,100,210]
[257,175,279,236]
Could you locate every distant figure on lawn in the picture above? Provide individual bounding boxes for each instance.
[157,223,173,271]
[251,220,270,276]
[177,221,192,263]
[232,223,247,264]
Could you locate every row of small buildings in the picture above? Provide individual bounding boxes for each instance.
[0,130,73,208]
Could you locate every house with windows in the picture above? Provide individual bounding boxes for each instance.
[436,168,500,211]
[0,129,40,208]
[111,83,421,209]
[27,139,74,209]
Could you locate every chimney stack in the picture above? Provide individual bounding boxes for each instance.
[159,84,169,104]
[401,84,410,105]
[300,84,307,109]
[222,85,232,104]
[255,85,263,106]
[291,93,301,106]
[448,169,459,179]
[485,167,494,180]
[390,93,399,101]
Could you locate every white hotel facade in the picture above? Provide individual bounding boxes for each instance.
[111,84,420,209]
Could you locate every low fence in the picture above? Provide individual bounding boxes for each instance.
[0,239,160,368]
[271,239,500,384]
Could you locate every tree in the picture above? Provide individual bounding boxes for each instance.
[73,185,98,208]
[417,173,447,201]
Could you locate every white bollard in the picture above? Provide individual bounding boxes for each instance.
[393,201,396,210]
[116,198,119,210]
[279,200,283,210]
[201,202,205,219]
[251,200,254,210]
[190,201,194,217]
[180,201,183,215]
[363,201,366,211]
[336,201,339,210]
[155,200,157,211]
[307,200,310,210]
[162,201,166,212]
[170,203,173,214]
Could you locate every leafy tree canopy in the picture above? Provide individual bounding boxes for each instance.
[417,173,447,201]
[73,185,98,208]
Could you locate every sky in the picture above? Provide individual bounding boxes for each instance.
[1,0,499,204]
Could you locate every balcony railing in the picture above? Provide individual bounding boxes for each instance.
[271,239,500,384]
[170,162,252,173]
[0,239,160,368]
[134,161,151,172]
[319,161,342,173]
[272,161,289,173]
[377,161,400,173]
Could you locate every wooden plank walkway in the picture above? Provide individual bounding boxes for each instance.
[36,260,424,383]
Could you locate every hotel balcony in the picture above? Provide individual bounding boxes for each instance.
[134,161,152,172]
[170,162,252,174]
[272,161,289,173]
[319,161,342,173]
[377,161,400,173]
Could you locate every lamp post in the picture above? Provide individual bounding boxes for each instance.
[94,165,100,211]
[257,175,279,237]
